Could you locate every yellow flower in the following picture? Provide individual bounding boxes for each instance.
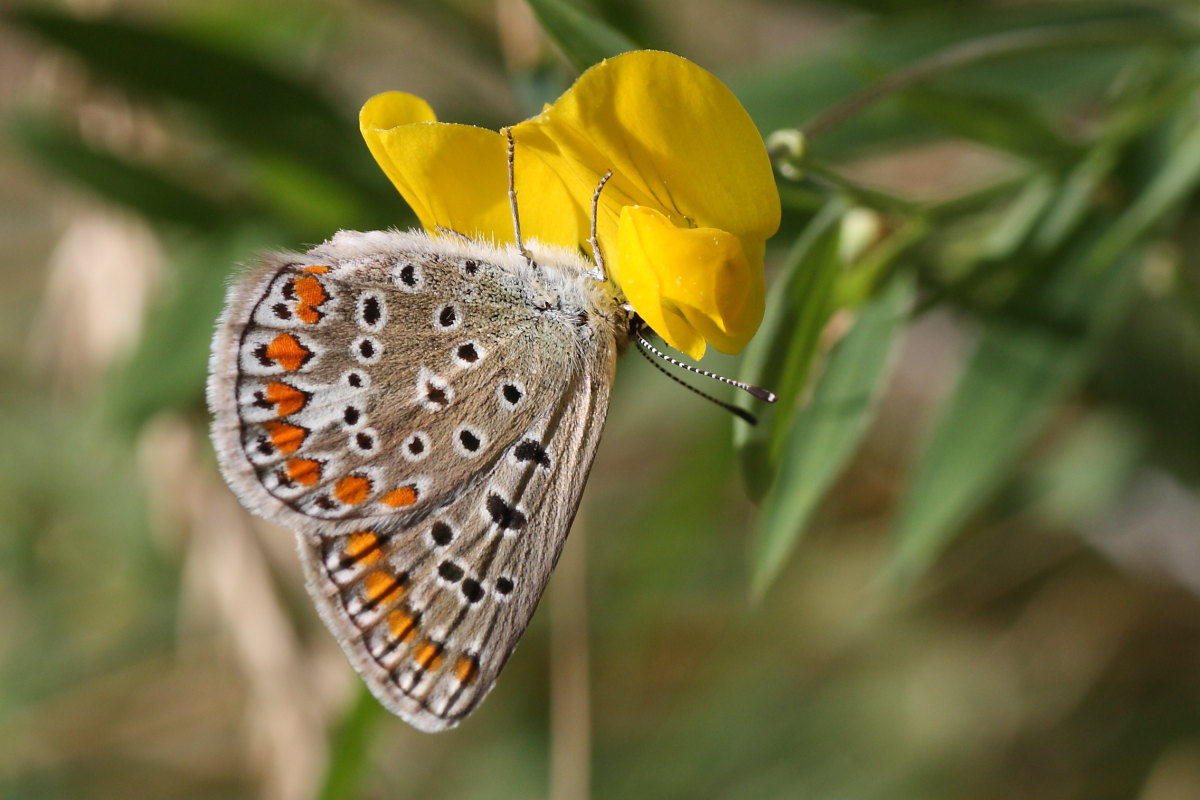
[360,50,779,359]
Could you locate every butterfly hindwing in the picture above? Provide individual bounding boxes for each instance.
[299,358,612,730]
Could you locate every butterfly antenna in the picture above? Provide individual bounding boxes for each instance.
[635,331,777,402]
[635,344,759,424]
[504,128,533,265]
[634,332,777,425]
[587,170,613,283]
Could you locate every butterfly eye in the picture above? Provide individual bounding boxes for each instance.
[484,492,526,532]
[417,368,454,412]
[512,439,551,468]
[454,341,485,368]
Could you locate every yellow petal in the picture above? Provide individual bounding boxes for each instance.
[617,206,764,358]
[360,92,585,247]
[360,94,508,239]
[505,124,592,250]
[515,51,780,241]
[360,91,438,129]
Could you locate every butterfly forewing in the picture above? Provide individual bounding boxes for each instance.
[208,229,626,731]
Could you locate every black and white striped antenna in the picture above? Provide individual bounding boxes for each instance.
[633,328,776,425]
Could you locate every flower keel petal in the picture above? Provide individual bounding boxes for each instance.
[617,206,763,358]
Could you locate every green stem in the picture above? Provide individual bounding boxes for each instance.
[803,21,1200,142]
[805,161,920,215]
[922,172,1033,220]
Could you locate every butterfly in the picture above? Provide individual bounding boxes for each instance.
[207,151,648,734]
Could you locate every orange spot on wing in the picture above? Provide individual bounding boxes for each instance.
[304,265,331,274]
[285,458,322,486]
[387,609,418,643]
[265,381,307,416]
[295,308,321,325]
[413,640,444,671]
[364,570,405,606]
[344,531,381,565]
[264,332,312,371]
[292,275,328,324]
[263,420,306,454]
[454,654,479,685]
[380,485,418,508]
[334,474,372,505]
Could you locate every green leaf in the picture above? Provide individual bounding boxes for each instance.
[915,174,1060,314]
[8,114,238,231]
[736,201,846,500]
[7,8,370,190]
[1024,412,1144,530]
[250,153,379,239]
[888,226,1140,583]
[751,271,913,599]
[523,0,638,72]
[1029,146,1117,255]
[1087,117,1200,270]
[887,67,1200,582]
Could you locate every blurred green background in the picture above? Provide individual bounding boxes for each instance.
[3,1,1200,798]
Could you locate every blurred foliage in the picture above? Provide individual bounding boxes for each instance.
[4,0,1200,798]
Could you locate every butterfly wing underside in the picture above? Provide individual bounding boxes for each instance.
[208,230,618,731]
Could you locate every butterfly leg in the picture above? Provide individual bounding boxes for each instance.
[504,128,533,266]
[587,170,614,283]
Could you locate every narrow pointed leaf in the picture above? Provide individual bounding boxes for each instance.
[888,233,1138,583]
[9,114,238,231]
[890,102,1200,582]
[7,8,371,190]
[751,271,913,598]
[736,201,846,500]
[1087,118,1200,269]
